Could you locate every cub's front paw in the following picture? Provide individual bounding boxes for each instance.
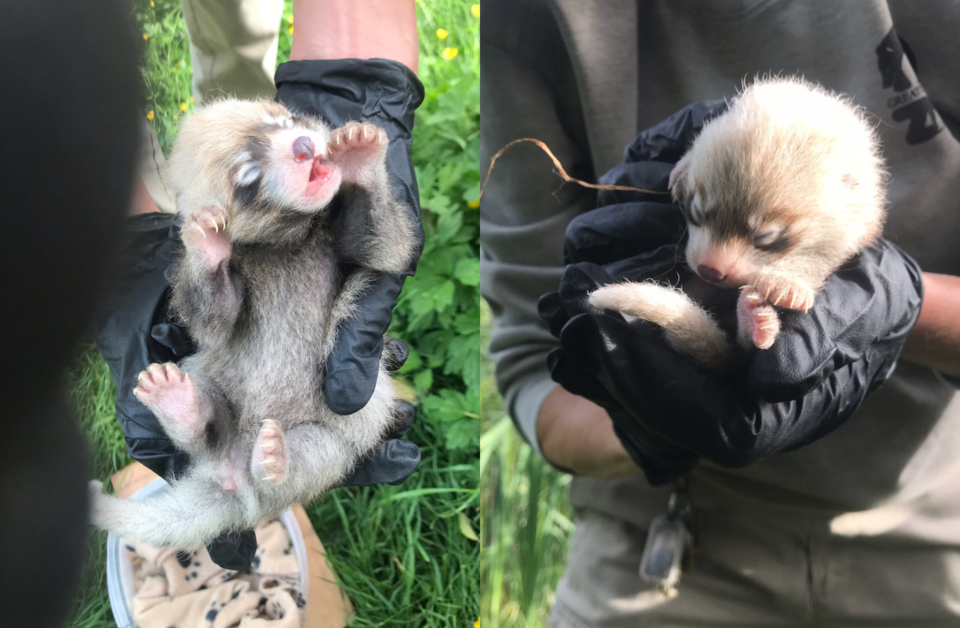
[182,205,230,271]
[252,419,287,486]
[328,121,388,184]
[751,273,815,312]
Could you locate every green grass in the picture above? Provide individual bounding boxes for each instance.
[67,1,479,626]
[480,301,574,628]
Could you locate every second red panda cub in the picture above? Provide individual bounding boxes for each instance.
[589,77,886,373]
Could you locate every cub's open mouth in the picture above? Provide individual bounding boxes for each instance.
[305,157,337,196]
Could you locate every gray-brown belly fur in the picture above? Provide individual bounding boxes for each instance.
[196,229,340,435]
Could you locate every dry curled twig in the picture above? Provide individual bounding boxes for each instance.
[479,137,670,199]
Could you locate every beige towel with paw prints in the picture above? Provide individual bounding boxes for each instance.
[129,520,303,628]
[110,462,353,628]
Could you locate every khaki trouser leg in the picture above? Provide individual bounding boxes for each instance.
[180,0,283,104]
[550,478,960,627]
[137,0,282,211]
[139,119,177,214]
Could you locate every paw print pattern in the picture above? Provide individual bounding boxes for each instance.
[176,550,194,568]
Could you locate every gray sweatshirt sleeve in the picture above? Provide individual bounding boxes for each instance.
[480,0,597,454]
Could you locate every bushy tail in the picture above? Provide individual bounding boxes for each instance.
[589,282,735,373]
[88,477,252,547]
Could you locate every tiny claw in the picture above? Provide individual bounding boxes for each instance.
[764,287,772,301]
[759,324,778,331]
[789,295,798,309]
[194,224,207,239]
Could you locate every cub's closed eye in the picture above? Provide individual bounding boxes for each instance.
[752,228,791,252]
[680,199,703,226]
[235,161,262,187]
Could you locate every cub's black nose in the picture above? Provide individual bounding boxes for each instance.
[293,136,314,162]
[697,264,727,284]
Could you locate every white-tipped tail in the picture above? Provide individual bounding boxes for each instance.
[589,282,734,372]
[89,477,252,547]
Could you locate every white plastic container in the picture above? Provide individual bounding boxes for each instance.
[105,477,309,628]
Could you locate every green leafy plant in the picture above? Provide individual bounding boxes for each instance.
[480,302,574,628]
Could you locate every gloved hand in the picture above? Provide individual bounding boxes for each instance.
[538,102,924,484]
[275,58,425,416]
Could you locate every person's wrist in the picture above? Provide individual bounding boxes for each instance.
[289,0,418,74]
[536,387,642,479]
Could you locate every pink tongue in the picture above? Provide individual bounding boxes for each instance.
[310,159,334,182]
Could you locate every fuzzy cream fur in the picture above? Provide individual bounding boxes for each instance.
[590,77,886,374]
[89,100,416,546]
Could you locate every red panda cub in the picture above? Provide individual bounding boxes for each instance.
[88,99,416,547]
[589,77,886,373]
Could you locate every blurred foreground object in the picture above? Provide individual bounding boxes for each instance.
[0,1,140,626]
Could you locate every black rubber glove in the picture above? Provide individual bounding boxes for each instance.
[275,59,425,416]
[538,102,924,483]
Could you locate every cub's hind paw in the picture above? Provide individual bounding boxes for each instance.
[328,121,387,183]
[252,419,288,486]
[738,288,781,350]
[134,363,205,440]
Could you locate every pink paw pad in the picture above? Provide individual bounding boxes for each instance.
[328,121,387,182]
[133,363,203,430]
[738,289,781,350]
[252,419,287,486]
[183,206,230,271]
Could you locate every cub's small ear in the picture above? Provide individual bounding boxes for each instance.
[668,154,692,202]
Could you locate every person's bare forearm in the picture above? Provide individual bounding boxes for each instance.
[290,0,418,74]
[130,178,160,215]
[536,386,642,478]
[902,272,960,378]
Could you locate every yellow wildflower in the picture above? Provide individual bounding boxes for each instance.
[180,102,188,112]
[190,96,194,104]
[150,0,154,6]
[474,619,480,628]
[287,15,293,24]
[467,199,480,209]
[471,4,480,17]
[288,26,293,34]
[146,96,152,101]
[436,28,448,40]
[146,110,154,121]
[441,47,458,61]
[143,33,148,40]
